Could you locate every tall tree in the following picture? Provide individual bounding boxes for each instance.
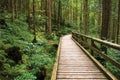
[14,0,18,18]
[73,1,75,24]
[46,0,52,34]
[11,0,14,22]
[27,0,30,29]
[101,0,112,40]
[53,0,57,24]
[97,0,102,35]
[83,0,89,35]
[20,0,22,16]
[101,0,112,65]
[58,0,61,33]
[68,0,71,23]
[79,0,83,33]
[75,0,78,27]
[117,0,120,44]
[8,0,11,12]
[32,0,37,42]
[71,0,74,24]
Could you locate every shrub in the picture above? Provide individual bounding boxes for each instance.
[14,72,36,80]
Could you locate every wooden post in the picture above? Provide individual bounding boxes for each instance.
[91,39,94,55]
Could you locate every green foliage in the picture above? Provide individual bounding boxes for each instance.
[45,32,58,40]
[14,72,36,80]
[106,48,120,79]
[0,16,56,80]
[0,19,33,49]
[22,40,47,55]
[107,48,120,63]
[106,62,120,79]
[60,26,72,35]
[29,53,53,73]
[6,20,33,41]
[0,40,4,49]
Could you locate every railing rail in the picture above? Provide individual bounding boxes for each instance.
[51,38,61,80]
[72,32,120,69]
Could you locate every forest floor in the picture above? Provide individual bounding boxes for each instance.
[0,19,58,80]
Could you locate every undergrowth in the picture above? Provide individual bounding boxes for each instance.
[0,19,58,80]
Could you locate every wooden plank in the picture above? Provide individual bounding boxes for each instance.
[58,68,101,73]
[72,38,117,80]
[58,64,96,67]
[59,58,90,61]
[51,35,110,80]
[58,64,95,67]
[58,66,98,69]
[57,72,106,79]
[57,79,108,80]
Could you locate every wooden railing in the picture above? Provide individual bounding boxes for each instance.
[72,32,120,69]
[51,38,61,80]
[72,32,120,80]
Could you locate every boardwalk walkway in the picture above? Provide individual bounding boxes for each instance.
[56,35,108,80]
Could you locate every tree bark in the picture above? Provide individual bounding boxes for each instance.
[84,0,89,35]
[101,0,112,40]
[97,0,102,35]
[32,0,37,43]
[76,0,78,27]
[27,0,30,29]
[20,0,22,16]
[46,0,52,34]
[15,0,18,18]
[101,0,112,65]
[116,0,120,44]
[79,0,83,33]
[68,0,71,23]
[8,0,11,12]
[58,0,61,33]
[11,0,14,22]
[71,0,74,24]
[53,0,57,23]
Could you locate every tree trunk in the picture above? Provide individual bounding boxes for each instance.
[79,0,83,33]
[84,0,89,35]
[41,0,45,13]
[101,0,112,65]
[117,0,120,44]
[98,0,102,35]
[46,0,52,34]
[71,0,74,24]
[20,0,22,16]
[15,0,18,18]
[76,0,78,28]
[8,0,11,12]
[11,0,14,22]
[27,0,30,29]
[68,0,71,23]
[32,0,37,43]
[73,1,75,24]
[58,0,61,33]
[101,0,112,40]
[53,0,57,24]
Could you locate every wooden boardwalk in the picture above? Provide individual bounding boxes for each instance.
[56,35,108,80]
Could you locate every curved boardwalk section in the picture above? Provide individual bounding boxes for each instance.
[57,35,108,80]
